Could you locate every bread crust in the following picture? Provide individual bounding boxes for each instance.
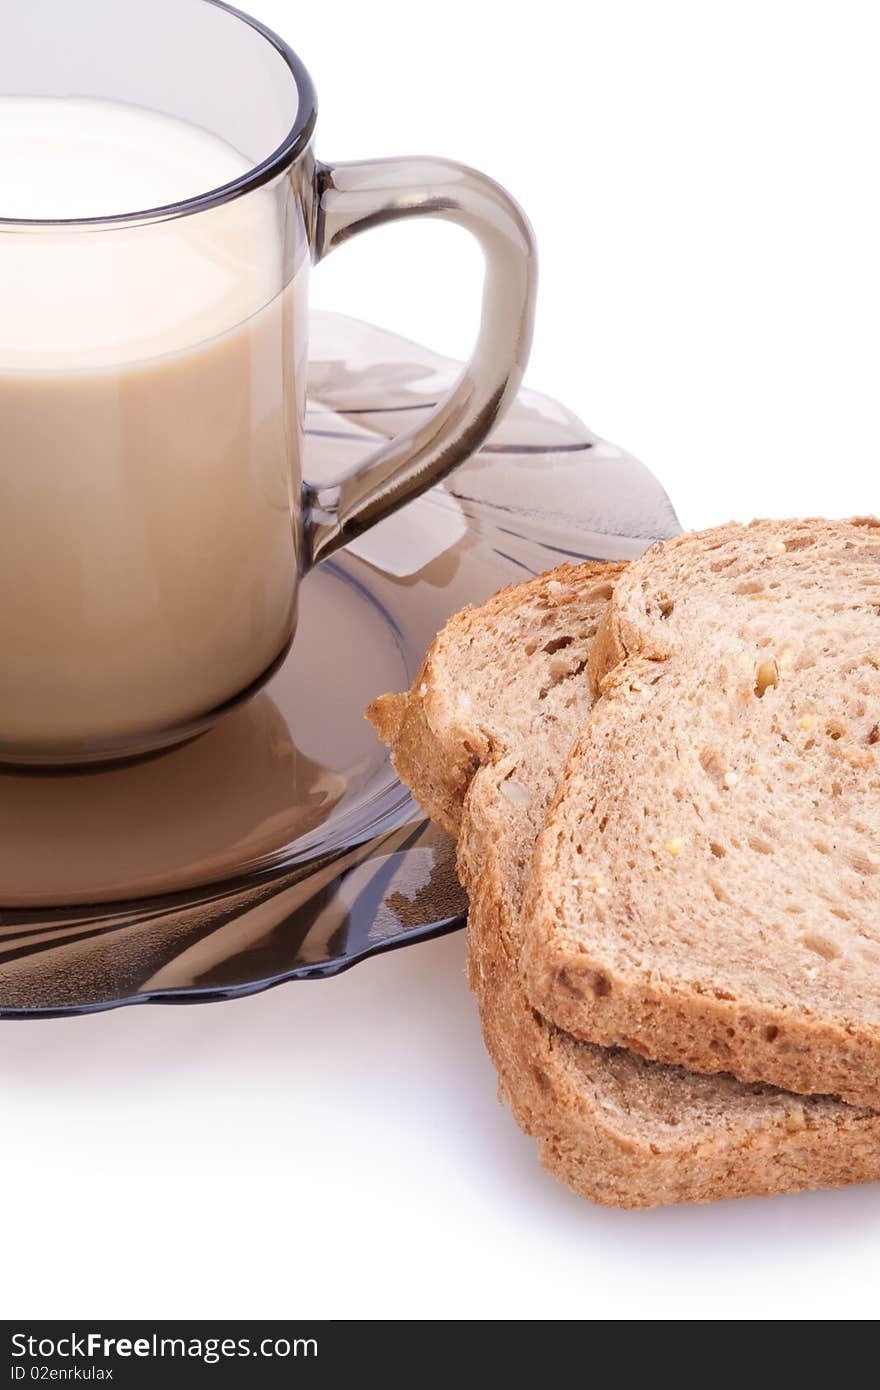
[462,772,880,1207]
[525,519,880,1109]
[367,677,470,841]
[524,937,880,1111]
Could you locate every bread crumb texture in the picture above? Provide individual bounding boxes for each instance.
[370,552,880,1205]
[525,519,880,1109]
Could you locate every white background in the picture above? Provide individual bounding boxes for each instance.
[2,0,879,1322]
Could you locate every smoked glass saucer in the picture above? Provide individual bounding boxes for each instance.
[0,312,680,1018]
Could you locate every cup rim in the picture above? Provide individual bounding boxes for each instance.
[0,0,318,230]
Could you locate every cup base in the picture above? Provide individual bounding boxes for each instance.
[0,637,294,771]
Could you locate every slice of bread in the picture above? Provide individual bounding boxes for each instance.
[368,560,880,1206]
[525,520,880,1109]
[368,564,620,842]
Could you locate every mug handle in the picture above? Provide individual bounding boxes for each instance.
[303,157,537,568]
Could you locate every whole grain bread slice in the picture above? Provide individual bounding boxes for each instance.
[368,564,619,842]
[368,561,880,1206]
[524,520,880,1109]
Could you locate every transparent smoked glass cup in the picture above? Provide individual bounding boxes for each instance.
[0,0,536,766]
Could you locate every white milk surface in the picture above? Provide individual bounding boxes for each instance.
[0,97,284,368]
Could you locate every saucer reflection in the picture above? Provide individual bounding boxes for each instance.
[0,695,345,907]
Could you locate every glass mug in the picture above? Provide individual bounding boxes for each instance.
[0,0,536,766]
